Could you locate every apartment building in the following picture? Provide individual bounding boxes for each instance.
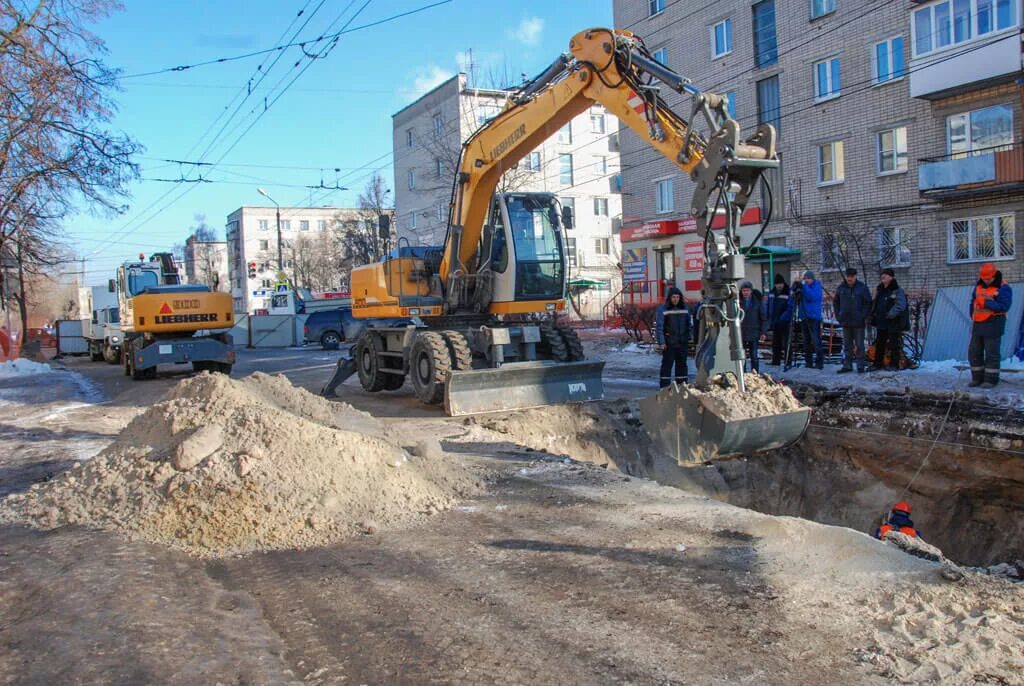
[182,235,229,292]
[224,205,368,313]
[612,0,1023,298]
[392,73,625,317]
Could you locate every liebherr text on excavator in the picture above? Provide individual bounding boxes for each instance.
[323,27,809,458]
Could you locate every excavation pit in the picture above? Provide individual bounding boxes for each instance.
[466,389,1024,568]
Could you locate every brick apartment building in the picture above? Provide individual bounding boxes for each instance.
[392,73,625,318]
[182,234,229,292]
[611,0,1023,301]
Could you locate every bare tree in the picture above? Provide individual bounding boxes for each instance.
[186,215,224,290]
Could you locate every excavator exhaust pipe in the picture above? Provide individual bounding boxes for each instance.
[445,360,605,416]
[639,382,810,464]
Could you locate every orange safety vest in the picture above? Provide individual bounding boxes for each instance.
[972,285,1004,322]
[879,524,917,538]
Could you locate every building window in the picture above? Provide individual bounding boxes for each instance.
[913,0,1018,57]
[756,76,781,132]
[259,240,269,251]
[317,219,327,230]
[435,157,443,176]
[258,219,269,231]
[655,178,674,214]
[281,220,291,231]
[817,141,845,185]
[406,129,414,148]
[409,212,417,230]
[872,36,905,84]
[593,197,609,216]
[433,113,443,136]
[299,220,309,231]
[594,237,611,256]
[525,151,541,172]
[561,197,575,226]
[260,262,270,272]
[558,123,572,145]
[726,91,737,118]
[649,0,665,16]
[593,156,607,176]
[477,104,500,126]
[752,1,778,67]
[946,104,1014,156]
[591,113,606,133]
[261,278,272,288]
[652,47,668,66]
[437,203,445,222]
[711,18,732,58]
[814,57,841,101]
[877,127,908,174]
[821,234,846,271]
[880,227,912,267]
[811,0,835,19]
[559,154,573,185]
[566,237,578,268]
[949,215,1015,261]
[408,169,416,190]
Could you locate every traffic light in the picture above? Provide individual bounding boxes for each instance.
[247,261,257,279]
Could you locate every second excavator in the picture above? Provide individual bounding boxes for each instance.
[323,27,809,459]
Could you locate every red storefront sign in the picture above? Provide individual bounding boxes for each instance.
[620,216,698,242]
[683,242,704,271]
[710,207,762,229]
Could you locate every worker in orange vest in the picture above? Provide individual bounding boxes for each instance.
[875,501,918,539]
[968,262,1013,388]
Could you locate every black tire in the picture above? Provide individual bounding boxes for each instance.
[556,324,585,361]
[355,334,388,392]
[382,371,405,390]
[539,324,569,362]
[90,342,103,362]
[320,330,342,350]
[217,363,232,375]
[103,344,120,365]
[440,330,473,371]
[409,331,451,405]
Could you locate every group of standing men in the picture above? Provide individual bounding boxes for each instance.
[654,262,1013,389]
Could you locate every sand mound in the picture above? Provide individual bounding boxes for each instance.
[689,372,804,419]
[1,372,481,556]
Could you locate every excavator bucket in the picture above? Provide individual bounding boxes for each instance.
[444,360,605,416]
[639,382,810,464]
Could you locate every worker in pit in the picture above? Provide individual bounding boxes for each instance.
[968,262,1013,389]
[874,501,918,539]
[655,287,692,388]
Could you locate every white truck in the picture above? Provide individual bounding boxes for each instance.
[80,284,123,364]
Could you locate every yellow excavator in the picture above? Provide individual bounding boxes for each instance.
[323,28,809,458]
[116,252,235,379]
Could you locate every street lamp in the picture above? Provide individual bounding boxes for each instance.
[257,187,283,272]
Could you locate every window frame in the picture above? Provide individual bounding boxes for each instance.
[299,220,310,231]
[257,219,269,231]
[259,239,269,251]
[752,0,778,68]
[649,0,665,17]
[591,113,606,133]
[756,75,781,132]
[652,47,669,66]
[813,56,842,102]
[565,236,578,268]
[558,123,573,145]
[710,18,733,59]
[876,127,909,175]
[593,197,609,217]
[725,91,737,118]
[654,176,675,214]
[280,219,291,231]
[811,0,835,19]
[945,104,1014,156]
[317,219,327,231]
[406,129,414,148]
[817,141,845,186]
[872,35,906,85]
[913,0,1019,58]
[432,113,443,136]
[947,214,1016,263]
[594,237,611,256]
[407,169,416,190]
[593,155,608,176]
[526,151,542,172]
[879,227,912,267]
[559,153,574,186]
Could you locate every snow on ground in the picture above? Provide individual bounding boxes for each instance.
[0,359,54,379]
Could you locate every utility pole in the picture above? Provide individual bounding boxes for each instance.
[257,188,284,272]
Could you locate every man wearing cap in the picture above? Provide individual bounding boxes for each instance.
[833,268,873,373]
[968,262,1013,388]
[874,501,918,539]
[798,270,824,369]
[869,268,909,371]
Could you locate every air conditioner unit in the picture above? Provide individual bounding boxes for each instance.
[610,174,623,193]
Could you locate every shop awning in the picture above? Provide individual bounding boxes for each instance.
[740,245,802,263]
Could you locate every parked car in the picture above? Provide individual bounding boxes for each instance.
[303,308,412,350]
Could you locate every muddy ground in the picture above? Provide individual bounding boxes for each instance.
[0,349,1021,685]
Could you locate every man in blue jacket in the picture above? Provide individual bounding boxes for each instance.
[968,262,1013,388]
[798,270,824,369]
[833,268,873,373]
[655,287,692,387]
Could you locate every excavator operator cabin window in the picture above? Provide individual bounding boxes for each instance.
[127,269,159,296]
[489,199,508,273]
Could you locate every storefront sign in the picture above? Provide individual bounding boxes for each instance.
[622,248,648,291]
[683,242,704,272]
[620,217,698,242]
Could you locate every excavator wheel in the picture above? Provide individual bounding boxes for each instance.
[355,334,389,392]
[440,330,473,371]
[539,323,570,362]
[409,331,452,405]
[556,325,585,362]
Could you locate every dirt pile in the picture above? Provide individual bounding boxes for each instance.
[0,372,481,556]
[692,372,804,419]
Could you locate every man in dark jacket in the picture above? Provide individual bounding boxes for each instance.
[739,281,766,372]
[833,268,873,373]
[765,274,791,366]
[869,268,908,371]
[798,270,824,369]
[655,287,692,387]
[968,262,1013,388]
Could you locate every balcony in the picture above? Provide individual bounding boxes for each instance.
[909,29,1022,99]
[918,143,1024,199]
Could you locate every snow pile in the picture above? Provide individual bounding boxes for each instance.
[1,372,481,556]
[0,359,53,379]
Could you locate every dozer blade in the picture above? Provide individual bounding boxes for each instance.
[639,384,810,464]
[444,360,605,416]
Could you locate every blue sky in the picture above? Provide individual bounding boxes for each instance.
[68,0,613,284]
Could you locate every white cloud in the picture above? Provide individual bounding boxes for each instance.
[402,65,454,100]
[507,17,543,46]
